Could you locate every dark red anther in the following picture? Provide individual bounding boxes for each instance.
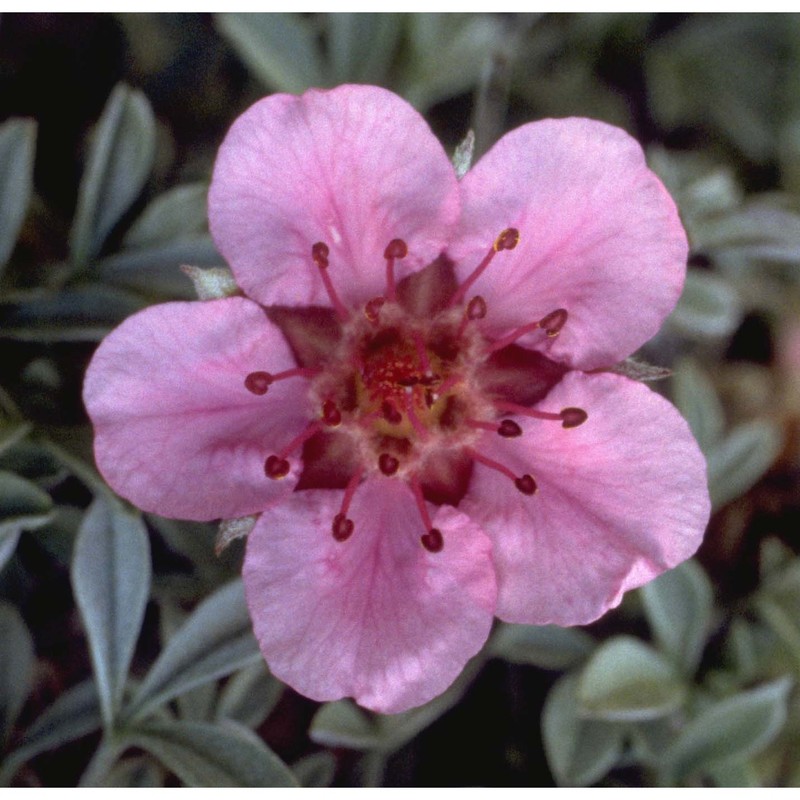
[364,297,385,323]
[384,238,408,260]
[311,241,330,268]
[244,371,273,395]
[467,295,488,320]
[514,474,538,495]
[560,407,588,428]
[332,513,354,542]
[322,399,342,426]
[498,419,523,438]
[421,528,444,553]
[494,227,520,252]
[378,453,400,476]
[539,308,568,337]
[265,455,290,480]
[381,401,403,425]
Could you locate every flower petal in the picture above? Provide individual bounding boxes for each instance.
[461,371,710,626]
[449,118,688,370]
[84,297,312,520]
[209,85,460,310]
[243,478,496,713]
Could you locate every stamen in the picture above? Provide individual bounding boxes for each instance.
[381,400,403,425]
[410,478,444,553]
[378,453,400,476]
[331,467,365,542]
[322,399,342,427]
[411,331,433,378]
[485,308,569,354]
[404,390,429,439]
[449,228,519,307]
[494,401,588,428]
[456,295,488,338]
[264,455,290,479]
[311,241,350,322]
[384,238,408,302]
[264,421,323,479]
[244,367,319,395]
[466,418,522,437]
[466,447,537,495]
[364,296,385,324]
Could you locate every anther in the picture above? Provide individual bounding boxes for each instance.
[378,453,400,476]
[265,455,290,480]
[384,238,408,302]
[364,297,385,324]
[332,513,354,542]
[381,401,403,425]
[539,308,568,337]
[311,241,349,322]
[322,399,342,426]
[449,227,520,307]
[498,419,523,438]
[467,448,537,498]
[514,474,538,495]
[467,296,488,320]
[311,241,329,268]
[384,239,408,260]
[244,371,272,395]
[560,407,588,428]
[494,227,520,252]
[421,528,444,553]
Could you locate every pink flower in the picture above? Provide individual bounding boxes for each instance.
[84,85,710,714]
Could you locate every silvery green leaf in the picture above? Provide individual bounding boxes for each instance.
[292,751,337,788]
[215,13,325,93]
[708,420,782,508]
[706,757,759,788]
[0,679,102,786]
[0,602,34,745]
[577,636,687,722]
[70,83,156,268]
[542,672,623,787]
[0,469,54,539]
[181,265,240,302]
[103,756,164,787]
[488,622,595,670]
[726,619,760,683]
[641,559,713,676]
[668,269,742,340]
[0,119,36,273]
[0,420,31,457]
[671,359,725,451]
[753,596,800,673]
[215,661,283,729]
[125,580,261,721]
[0,529,20,572]
[309,700,383,751]
[71,497,151,728]
[607,357,672,383]
[661,677,792,783]
[452,129,476,179]
[126,719,297,787]
[123,183,209,249]
[326,13,402,84]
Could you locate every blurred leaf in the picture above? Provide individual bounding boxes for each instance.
[103,756,164,788]
[0,470,54,539]
[641,560,713,676]
[542,672,623,787]
[126,719,297,787]
[326,13,401,84]
[489,622,596,670]
[71,497,152,728]
[182,265,240,303]
[123,183,209,249]
[628,717,675,766]
[0,530,20,572]
[661,678,792,783]
[707,420,782,508]
[215,13,324,93]
[577,636,686,722]
[608,357,672,383]
[671,359,725,451]
[706,757,759,788]
[452,129,476,180]
[726,619,761,684]
[0,680,102,785]
[668,269,742,340]
[0,603,34,745]
[215,661,284,729]
[0,118,36,273]
[69,83,156,268]
[292,751,337,788]
[125,580,261,722]
[753,596,800,673]
[0,420,32,458]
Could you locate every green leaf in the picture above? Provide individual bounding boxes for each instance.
[542,672,623,787]
[0,420,32,458]
[122,183,209,249]
[71,497,152,728]
[125,580,261,721]
[577,636,687,722]
[641,559,713,676]
[126,719,297,787]
[69,83,156,268]
[0,530,20,572]
[0,470,54,539]
[668,269,742,340]
[103,756,164,787]
[326,13,402,84]
[0,603,34,745]
[708,420,782,508]
[292,752,337,788]
[215,661,283,729]
[489,622,596,669]
[661,678,792,783]
[310,701,383,751]
[0,680,102,786]
[215,13,325,93]
[0,119,37,273]
[671,359,725,450]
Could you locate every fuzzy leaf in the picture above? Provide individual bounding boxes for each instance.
[71,497,151,728]
[70,83,156,267]
[123,183,209,248]
[181,265,240,302]
[452,129,476,179]
[0,470,54,539]
[668,269,742,339]
[671,359,725,451]
[326,13,402,84]
[0,603,34,745]
[0,118,37,273]
[125,580,261,721]
[489,622,595,669]
[215,661,283,729]
[292,752,337,788]
[103,756,164,788]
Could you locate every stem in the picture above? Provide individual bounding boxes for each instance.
[78,735,125,787]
